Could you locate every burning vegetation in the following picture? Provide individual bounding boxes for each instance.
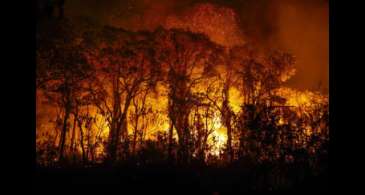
[36,1,328,191]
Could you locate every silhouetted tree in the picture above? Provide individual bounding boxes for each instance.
[37,20,95,162]
[153,28,221,164]
[86,27,159,162]
[130,88,151,155]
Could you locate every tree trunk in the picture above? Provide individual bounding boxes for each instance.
[77,119,87,164]
[226,120,233,162]
[87,126,91,162]
[132,116,139,155]
[58,107,70,162]
[107,75,121,162]
[70,114,77,154]
[168,120,174,163]
[222,84,233,162]
[168,66,192,165]
[108,93,132,162]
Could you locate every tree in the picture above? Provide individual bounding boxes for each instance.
[190,101,216,163]
[200,48,239,162]
[86,27,159,162]
[37,20,95,162]
[229,47,296,163]
[130,87,151,155]
[152,27,222,164]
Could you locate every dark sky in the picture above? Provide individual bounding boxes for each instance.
[65,0,328,93]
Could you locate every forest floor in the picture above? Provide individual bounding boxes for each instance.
[33,163,328,194]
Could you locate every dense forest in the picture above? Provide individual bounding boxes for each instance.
[36,2,329,192]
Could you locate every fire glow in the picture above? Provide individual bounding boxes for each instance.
[36,1,328,166]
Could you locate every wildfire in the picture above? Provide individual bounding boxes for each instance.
[228,87,243,114]
[275,87,328,108]
[36,2,329,165]
[210,128,227,157]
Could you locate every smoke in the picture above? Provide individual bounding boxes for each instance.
[270,0,329,93]
[224,0,328,93]
[64,0,328,93]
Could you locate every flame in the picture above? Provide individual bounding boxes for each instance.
[36,2,328,163]
[210,127,227,157]
[228,87,243,114]
[278,118,285,125]
[275,87,327,107]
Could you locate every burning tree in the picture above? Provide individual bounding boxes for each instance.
[129,87,152,155]
[152,27,223,164]
[37,20,96,162]
[85,27,160,163]
[36,19,328,172]
[35,2,329,191]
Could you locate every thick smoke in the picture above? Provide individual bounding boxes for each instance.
[271,0,329,93]
[64,0,328,93]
